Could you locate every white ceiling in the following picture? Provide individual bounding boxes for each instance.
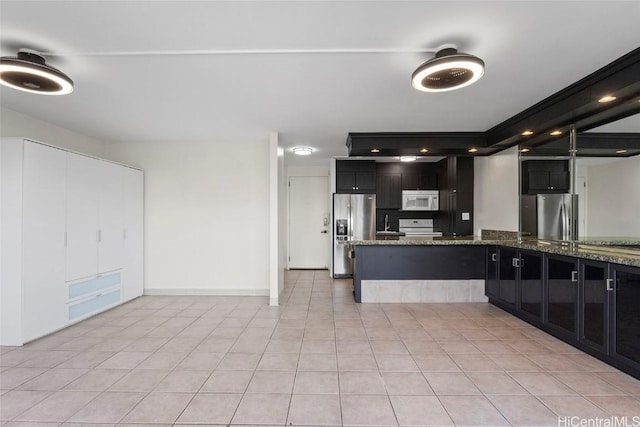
[1,1,639,165]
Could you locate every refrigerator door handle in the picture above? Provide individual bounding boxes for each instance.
[560,200,569,240]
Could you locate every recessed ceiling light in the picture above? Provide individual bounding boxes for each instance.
[370,148,380,153]
[520,148,530,153]
[521,130,534,136]
[598,95,617,103]
[292,146,313,155]
[0,49,74,95]
[616,149,628,154]
[400,156,417,162]
[468,148,478,153]
[411,47,485,92]
[420,148,429,153]
[550,130,563,136]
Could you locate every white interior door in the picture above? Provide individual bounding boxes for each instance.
[289,176,329,269]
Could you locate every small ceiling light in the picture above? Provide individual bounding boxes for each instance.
[550,130,563,136]
[0,49,74,95]
[468,148,478,153]
[598,95,617,103]
[420,148,429,153]
[370,148,380,153]
[400,156,417,162]
[411,47,485,93]
[520,148,530,153]
[292,146,313,155]
[616,149,628,154]
[521,130,534,136]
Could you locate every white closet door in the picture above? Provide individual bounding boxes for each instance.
[66,152,99,281]
[22,141,67,341]
[122,167,144,301]
[97,161,124,273]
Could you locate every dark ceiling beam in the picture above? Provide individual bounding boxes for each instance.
[346,47,640,158]
[486,47,640,149]
[346,132,486,157]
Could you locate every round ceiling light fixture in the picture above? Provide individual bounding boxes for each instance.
[292,146,313,155]
[0,49,74,95]
[411,47,485,92]
[400,156,417,162]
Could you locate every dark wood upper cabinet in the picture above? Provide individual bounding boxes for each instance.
[374,162,438,209]
[376,174,401,209]
[336,160,376,193]
[401,173,421,191]
[401,170,437,190]
[522,160,570,194]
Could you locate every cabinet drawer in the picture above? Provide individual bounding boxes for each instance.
[68,272,121,299]
[68,289,121,320]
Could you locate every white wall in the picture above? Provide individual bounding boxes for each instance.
[585,155,640,237]
[1,107,107,157]
[473,146,520,235]
[269,133,286,305]
[106,140,271,295]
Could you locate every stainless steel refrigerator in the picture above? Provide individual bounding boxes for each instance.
[333,193,376,278]
[521,194,578,240]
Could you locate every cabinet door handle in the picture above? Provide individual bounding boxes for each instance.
[491,253,497,262]
[97,230,102,243]
[571,271,578,282]
[606,278,614,291]
[512,258,521,268]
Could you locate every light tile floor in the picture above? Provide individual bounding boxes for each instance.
[2,270,640,426]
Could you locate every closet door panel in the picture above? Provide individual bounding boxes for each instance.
[66,152,99,281]
[97,161,124,273]
[22,142,67,341]
[122,168,144,301]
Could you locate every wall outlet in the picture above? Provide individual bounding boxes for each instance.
[462,212,470,221]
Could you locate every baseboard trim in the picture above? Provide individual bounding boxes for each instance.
[143,288,269,297]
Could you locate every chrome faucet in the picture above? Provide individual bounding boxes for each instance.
[384,214,390,231]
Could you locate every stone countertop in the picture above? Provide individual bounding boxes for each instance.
[347,236,640,268]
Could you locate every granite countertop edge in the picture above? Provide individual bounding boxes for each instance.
[347,237,640,268]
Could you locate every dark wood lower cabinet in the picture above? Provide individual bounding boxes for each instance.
[579,261,609,353]
[498,247,517,307]
[545,255,578,338]
[486,248,640,380]
[612,265,640,370]
[519,251,543,321]
[485,246,499,299]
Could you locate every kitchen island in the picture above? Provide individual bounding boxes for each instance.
[350,236,640,303]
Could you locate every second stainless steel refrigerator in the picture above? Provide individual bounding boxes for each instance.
[521,194,578,240]
[333,193,376,278]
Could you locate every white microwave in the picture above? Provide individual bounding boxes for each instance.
[401,190,439,211]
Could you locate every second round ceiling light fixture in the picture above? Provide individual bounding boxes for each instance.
[0,49,74,95]
[411,47,485,92]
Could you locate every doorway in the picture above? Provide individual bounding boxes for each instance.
[288,176,329,269]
